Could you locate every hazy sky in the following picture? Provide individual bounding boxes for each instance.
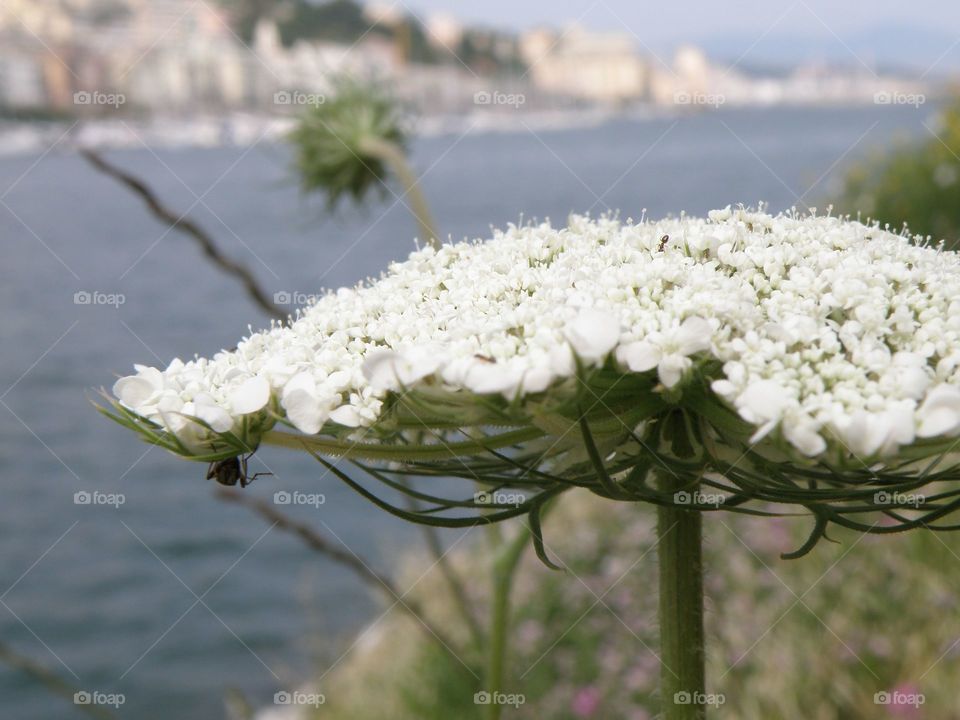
[399,0,960,46]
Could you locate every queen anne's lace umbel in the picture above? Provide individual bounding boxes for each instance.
[112,207,960,462]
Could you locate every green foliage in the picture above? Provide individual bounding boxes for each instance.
[219,0,525,71]
[275,0,392,48]
[396,642,482,720]
[218,0,279,43]
[289,79,408,208]
[838,94,960,247]
[222,0,388,45]
[456,32,526,76]
[220,0,438,64]
[310,492,960,719]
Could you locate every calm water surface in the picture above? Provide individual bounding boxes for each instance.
[0,104,932,718]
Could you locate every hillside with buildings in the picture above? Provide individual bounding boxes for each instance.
[0,0,939,120]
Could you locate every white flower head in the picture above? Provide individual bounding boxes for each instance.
[108,209,960,464]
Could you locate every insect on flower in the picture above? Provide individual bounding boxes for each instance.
[658,234,669,252]
[206,453,272,488]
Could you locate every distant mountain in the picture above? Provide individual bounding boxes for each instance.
[695,23,960,77]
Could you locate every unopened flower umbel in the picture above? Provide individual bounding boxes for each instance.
[107,207,960,468]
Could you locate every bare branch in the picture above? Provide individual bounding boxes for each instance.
[0,640,118,719]
[215,489,472,665]
[397,479,484,650]
[80,148,286,322]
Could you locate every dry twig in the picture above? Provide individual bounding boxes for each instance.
[215,488,473,667]
[80,148,286,321]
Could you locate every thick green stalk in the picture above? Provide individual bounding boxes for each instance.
[657,473,707,720]
[358,136,440,249]
[485,525,530,720]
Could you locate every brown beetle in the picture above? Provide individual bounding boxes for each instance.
[206,453,271,488]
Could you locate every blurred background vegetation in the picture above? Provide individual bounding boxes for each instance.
[839,90,960,247]
[222,0,525,72]
[308,491,960,719]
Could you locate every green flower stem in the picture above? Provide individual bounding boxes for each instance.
[358,136,440,250]
[260,426,544,462]
[657,472,707,720]
[485,523,532,720]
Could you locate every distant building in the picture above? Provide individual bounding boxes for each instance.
[0,0,78,110]
[0,45,47,108]
[649,45,715,105]
[426,13,463,50]
[648,44,930,108]
[252,18,399,106]
[0,0,76,43]
[114,1,249,110]
[363,2,404,28]
[520,26,647,104]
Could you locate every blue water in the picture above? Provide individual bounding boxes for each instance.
[0,104,933,718]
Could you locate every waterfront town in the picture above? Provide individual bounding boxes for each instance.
[0,0,938,118]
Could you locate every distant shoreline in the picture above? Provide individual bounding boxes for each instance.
[0,101,934,157]
[0,105,644,156]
